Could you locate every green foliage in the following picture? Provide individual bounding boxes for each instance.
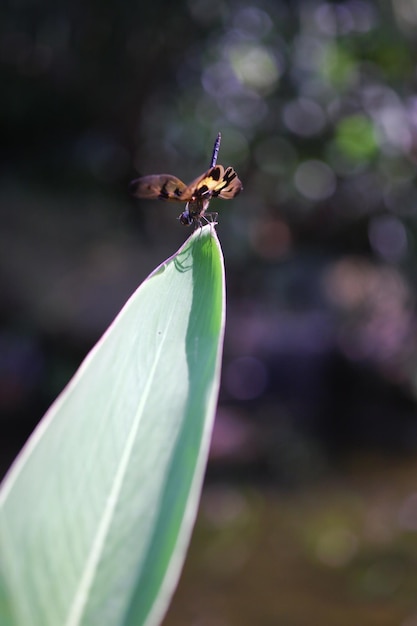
[320,42,357,89]
[0,225,225,626]
[335,114,378,162]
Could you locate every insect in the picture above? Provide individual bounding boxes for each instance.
[129,132,242,228]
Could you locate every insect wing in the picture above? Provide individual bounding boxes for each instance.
[129,175,188,201]
[182,165,242,200]
[177,170,214,200]
[216,166,243,199]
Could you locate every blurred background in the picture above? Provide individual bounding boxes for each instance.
[2,0,417,623]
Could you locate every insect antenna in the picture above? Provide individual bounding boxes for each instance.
[210,132,221,167]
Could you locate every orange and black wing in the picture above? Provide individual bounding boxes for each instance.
[183,165,242,200]
[129,174,188,201]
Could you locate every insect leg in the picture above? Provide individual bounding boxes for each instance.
[203,211,218,225]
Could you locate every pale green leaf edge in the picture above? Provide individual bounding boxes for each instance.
[0,224,226,626]
[136,224,226,626]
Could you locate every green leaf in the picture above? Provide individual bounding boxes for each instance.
[0,224,226,626]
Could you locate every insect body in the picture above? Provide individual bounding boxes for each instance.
[129,133,242,227]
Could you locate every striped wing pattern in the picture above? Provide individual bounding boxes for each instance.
[130,166,242,203]
[129,175,187,201]
[183,165,242,200]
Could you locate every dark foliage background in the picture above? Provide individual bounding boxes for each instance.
[2,0,417,624]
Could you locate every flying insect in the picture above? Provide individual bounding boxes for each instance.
[129,133,242,227]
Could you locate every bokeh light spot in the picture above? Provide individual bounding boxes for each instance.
[315,1,376,36]
[229,44,280,93]
[315,3,354,36]
[316,527,358,567]
[294,160,336,201]
[283,97,326,137]
[335,114,378,161]
[320,41,357,88]
[368,215,408,262]
[232,6,273,40]
[202,62,240,99]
